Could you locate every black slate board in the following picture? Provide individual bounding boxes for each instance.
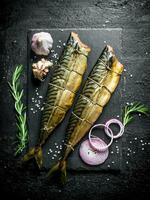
[27,28,123,171]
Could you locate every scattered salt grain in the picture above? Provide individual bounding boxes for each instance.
[111,151,114,154]
[107,165,110,168]
[130,74,133,77]
[134,137,137,140]
[104,41,106,43]
[105,20,110,23]
[130,141,132,144]
[126,161,129,164]
[142,148,144,151]
[106,178,110,181]
[124,69,127,72]
[112,161,115,164]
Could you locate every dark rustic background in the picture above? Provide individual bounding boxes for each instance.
[0,0,150,199]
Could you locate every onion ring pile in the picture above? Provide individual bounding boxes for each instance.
[88,119,124,151]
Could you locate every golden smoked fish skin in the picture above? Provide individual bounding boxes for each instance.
[22,32,91,168]
[47,45,123,183]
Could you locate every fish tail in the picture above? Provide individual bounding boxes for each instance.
[47,160,67,184]
[22,146,43,169]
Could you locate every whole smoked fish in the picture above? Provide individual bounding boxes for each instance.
[22,32,91,168]
[47,45,124,183]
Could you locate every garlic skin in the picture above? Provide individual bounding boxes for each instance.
[31,32,53,56]
[32,58,53,81]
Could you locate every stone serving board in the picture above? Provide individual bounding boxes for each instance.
[27,28,123,171]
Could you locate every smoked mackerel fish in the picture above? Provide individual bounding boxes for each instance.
[47,45,124,183]
[22,32,91,168]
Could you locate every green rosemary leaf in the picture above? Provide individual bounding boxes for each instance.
[122,102,149,126]
[8,65,28,155]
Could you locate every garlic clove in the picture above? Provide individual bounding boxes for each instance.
[32,58,53,81]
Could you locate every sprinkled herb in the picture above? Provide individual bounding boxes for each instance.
[8,65,28,155]
[122,102,149,126]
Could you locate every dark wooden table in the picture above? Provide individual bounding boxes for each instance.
[0,0,150,199]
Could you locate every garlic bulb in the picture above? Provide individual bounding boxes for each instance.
[31,32,53,56]
[32,58,53,81]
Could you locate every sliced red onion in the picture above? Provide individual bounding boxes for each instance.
[88,124,113,152]
[79,139,109,165]
[105,119,124,139]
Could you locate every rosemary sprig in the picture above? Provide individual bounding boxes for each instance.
[122,102,149,126]
[8,65,28,155]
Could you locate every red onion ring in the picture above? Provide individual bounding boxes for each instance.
[88,124,113,152]
[105,119,124,139]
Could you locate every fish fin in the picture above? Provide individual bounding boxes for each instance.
[47,160,67,184]
[22,146,43,169]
